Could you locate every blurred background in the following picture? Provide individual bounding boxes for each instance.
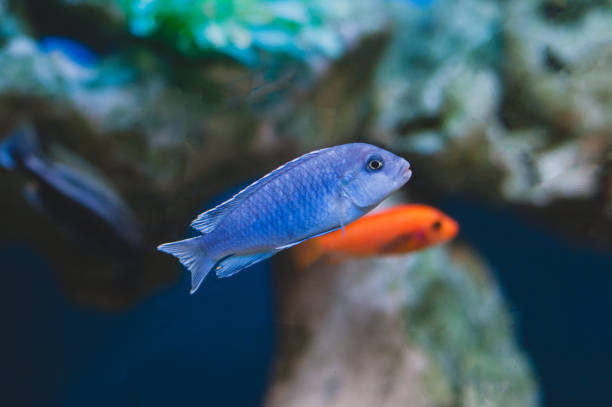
[0,0,611,406]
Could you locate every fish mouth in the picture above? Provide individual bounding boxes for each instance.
[398,161,412,183]
[445,217,460,238]
[404,167,412,180]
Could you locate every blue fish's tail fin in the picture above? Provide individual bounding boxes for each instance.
[0,124,41,170]
[157,237,215,294]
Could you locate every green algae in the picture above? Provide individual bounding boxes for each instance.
[402,247,539,407]
[114,0,384,65]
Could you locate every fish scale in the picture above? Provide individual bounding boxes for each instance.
[158,143,412,293]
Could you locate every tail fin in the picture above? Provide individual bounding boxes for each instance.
[292,239,323,269]
[0,123,41,170]
[157,237,216,294]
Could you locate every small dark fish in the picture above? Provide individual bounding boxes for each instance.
[0,124,143,255]
[158,143,412,293]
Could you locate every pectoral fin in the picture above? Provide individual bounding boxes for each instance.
[275,227,340,251]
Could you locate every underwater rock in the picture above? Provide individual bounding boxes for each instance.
[0,0,398,307]
[370,0,513,201]
[374,0,502,137]
[371,0,609,205]
[0,39,259,307]
[368,0,611,247]
[0,0,610,308]
[500,0,612,205]
[266,246,539,407]
[279,30,392,149]
[504,0,612,136]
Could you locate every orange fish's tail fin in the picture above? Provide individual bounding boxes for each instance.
[293,239,323,269]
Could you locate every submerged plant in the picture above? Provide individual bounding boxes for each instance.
[116,0,362,64]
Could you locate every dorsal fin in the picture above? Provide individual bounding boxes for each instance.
[191,147,329,233]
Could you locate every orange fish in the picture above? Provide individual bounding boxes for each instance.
[294,204,459,268]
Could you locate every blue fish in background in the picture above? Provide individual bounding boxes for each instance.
[38,36,99,68]
[0,124,143,255]
[407,0,435,6]
[158,143,412,293]
[396,0,435,6]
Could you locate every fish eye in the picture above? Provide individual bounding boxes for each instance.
[366,156,384,171]
[431,220,442,231]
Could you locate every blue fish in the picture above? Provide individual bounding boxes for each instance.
[158,143,412,293]
[0,124,143,255]
[38,36,99,68]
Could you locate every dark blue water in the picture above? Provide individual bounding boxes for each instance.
[1,187,276,407]
[442,199,612,407]
[2,191,611,407]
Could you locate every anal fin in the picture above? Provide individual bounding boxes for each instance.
[215,250,277,278]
